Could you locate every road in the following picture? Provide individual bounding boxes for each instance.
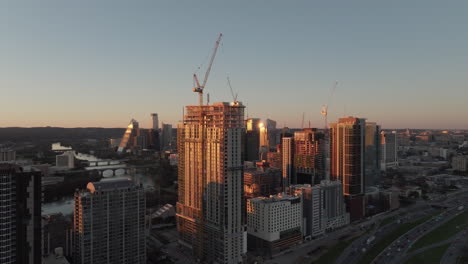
[440,227,468,264]
[374,190,468,264]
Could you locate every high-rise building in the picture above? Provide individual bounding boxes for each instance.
[244,162,281,199]
[73,179,146,264]
[246,194,302,257]
[147,129,161,151]
[266,149,282,169]
[259,119,277,153]
[291,184,326,238]
[281,137,294,191]
[246,118,261,132]
[161,123,173,151]
[294,129,325,185]
[380,131,398,171]
[42,213,73,258]
[290,180,349,238]
[320,180,350,230]
[365,122,381,186]
[176,102,245,264]
[117,119,140,153]
[0,164,42,264]
[151,113,159,130]
[245,118,261,161]
[330,116,366,221]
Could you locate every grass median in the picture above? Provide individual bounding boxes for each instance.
[311,237,357,264]
[357,214,434,264]
[404,243,449,264]
[410,210,468,252]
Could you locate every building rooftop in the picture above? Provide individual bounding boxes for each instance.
[86,178,135,193]
[250,193,300,204]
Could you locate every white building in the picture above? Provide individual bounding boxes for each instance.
[55,151,75,169]
[247,194,302,256]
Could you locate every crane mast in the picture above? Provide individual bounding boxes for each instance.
[193,33,223,105]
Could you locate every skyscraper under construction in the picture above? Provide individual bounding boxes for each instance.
[176,102,245,264]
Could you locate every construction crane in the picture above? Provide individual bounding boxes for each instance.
[226,76,238,104]
[321,81,338,129]
[193,33,223,106]
[321,81,338,180]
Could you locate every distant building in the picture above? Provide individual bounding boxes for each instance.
[55,151,75,169]
[291,184,326,238]
[176,102,245,264]
[381,131,398,171]
[73,179,146,264]
[294,129,324,185]
[147,129,160,151]
[42,248,70,264]
[0,164,42,264]
[245,118,261,161]
[266,150,282,169]
[247,194,303,257]
[452,155,468,172]
[244,162,281,199]
[117,119,140,153]
[0,148,16,163]
[259,119,277,152]
[109,138,121,148]
[282,137,294,191]
[42,213,73,258]
[169,153,178,166]
[151,113,159,130]
[381,189,400,211]
[330,116,366,221]
[320,180,350,230]
[161,123,173,151]
[365,122,381,186]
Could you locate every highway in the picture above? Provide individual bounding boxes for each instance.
[374,190,468,264]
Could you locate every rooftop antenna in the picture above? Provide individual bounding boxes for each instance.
[301,112,305,129]
[207,93,210,105]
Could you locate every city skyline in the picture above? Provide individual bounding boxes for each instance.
[2,1,468,129]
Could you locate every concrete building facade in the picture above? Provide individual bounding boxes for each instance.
[0,165,42,264]
[176,102,245,264]
[73,179,146,264]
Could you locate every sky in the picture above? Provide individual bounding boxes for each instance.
[1,0,467,129]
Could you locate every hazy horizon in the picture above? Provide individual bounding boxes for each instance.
[2,1,467,129]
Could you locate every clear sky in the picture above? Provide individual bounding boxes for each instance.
[1,0,467,129]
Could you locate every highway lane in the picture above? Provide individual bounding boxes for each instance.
[375,191,468,264]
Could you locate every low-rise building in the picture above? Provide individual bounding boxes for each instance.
[55,151,75,169]
[452,155,468,172]
[247,194,302,257]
